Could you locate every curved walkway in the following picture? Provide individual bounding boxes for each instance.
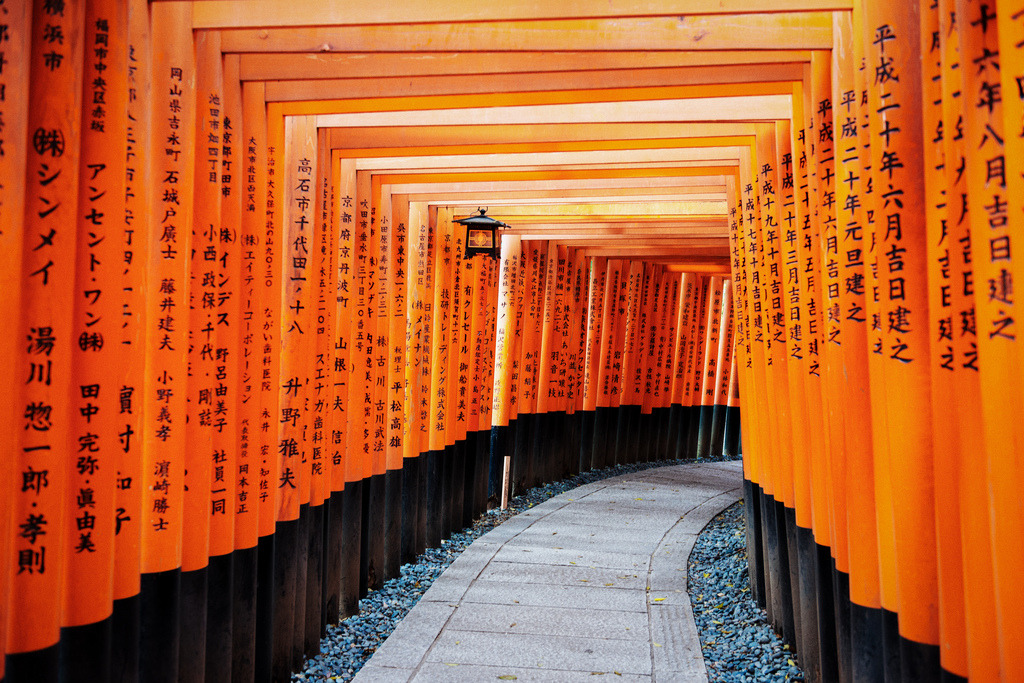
[354,460,744,682]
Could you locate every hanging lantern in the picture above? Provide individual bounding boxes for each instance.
[455,208,508,260]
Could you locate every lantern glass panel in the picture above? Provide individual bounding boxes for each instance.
[468,228,494,250]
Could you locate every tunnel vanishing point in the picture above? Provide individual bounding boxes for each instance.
[1,0,1022,681]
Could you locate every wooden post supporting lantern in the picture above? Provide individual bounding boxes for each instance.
[455,208,508,259]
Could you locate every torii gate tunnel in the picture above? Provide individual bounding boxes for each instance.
[1,1,1023,681]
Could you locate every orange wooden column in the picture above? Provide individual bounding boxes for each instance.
[137,5,194,681]
[709,277,734,456]
[566,248,589,473]
[474,256,498,500]
[443,216,468,535]
[934,5,1000,679]
[403,200,430,557]
[616,260,643,463]
[272,113,316,677]
[59,0,128,678]
[592,258,621,468]
[920,3,967,678]
[534,242,560,480]
[491,233,520,507]
[234,75,267,682]
[653,269,679,461]
[831,5,885,678]
[668,271,697,459]
[955,3,1024,678]
[179,30,222,682]
[696,275,723,459]
[0,2,29,678]
[9,1,82,676]
[863,1,940,674]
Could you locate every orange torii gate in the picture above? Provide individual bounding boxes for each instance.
[5,2,1024,682]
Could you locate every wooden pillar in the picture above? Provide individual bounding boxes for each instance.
[864,1,941,677]
[491,234,520,508]
[59,1,127,680]
[956,2,1024,678]
[0,1,29,673]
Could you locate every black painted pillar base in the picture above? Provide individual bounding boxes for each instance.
[666,404,682,462]
[774,501,797,651]
[784,506,802,657]
[272,518,299,683]
[324,491,344,625]
[762,492,781,628]
[6,643,60,683]
[366,474,386,592]
[451,441,465,535]
[401,459,420,565]
[520,414,536,489]
[440,444,454,540]
[815,543,839,683]
[708,404,726,458]
[850,602,884,683]
[487,427,502,509]
[832,562,852,683]
[882,608,902,683]
[674,406,692,461]
[292,505,309,672]
[579,409,596,472]
[686,404,701,460]
[232,545,258,683]
[359,478,371,599]
[383,468,402,581]
[426,449,444,545]
[206,552,234,682]
[797,525,821,683]
[696,404,714,459]
[742,479,765,608]
[758,490,775,620]
[462,432,477,528]
[594,406,613,469]
[529,413,547,488]
[900,633,940,683]
[179,565,208,683]
[475,431,489,519]
[566,412,582,476]
[723,406,740,457]
[59,615,113,683]
[112,593,140,683]
[655,406,672,461]
[340,482,362,617]
[255,535,275,683]
[304,504,324,658]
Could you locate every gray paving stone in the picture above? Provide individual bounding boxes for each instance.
[411,662,651,682]
[365,602,457,669]
[478,559,646,590]
[444,601,649,640]
[352,663,418,682]
[425,629,652,675]
[491,544,650,571]
[460,580,648,613]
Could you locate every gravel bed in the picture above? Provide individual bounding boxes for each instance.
[293,456,740,682]
[687,500,804,682]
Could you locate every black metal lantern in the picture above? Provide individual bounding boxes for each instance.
[454,208,508,259]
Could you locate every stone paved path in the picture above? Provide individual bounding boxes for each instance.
[354,460,743,682]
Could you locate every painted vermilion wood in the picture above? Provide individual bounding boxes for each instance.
[954,1,1024,676]
[935,6,999,677]
[832,3,881,614]
[921,3,967,676]
[191,0,852,29]
[141,0,193,578]
[0,1,29,670]
[864,0,939,649]
[63,0,129,629]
